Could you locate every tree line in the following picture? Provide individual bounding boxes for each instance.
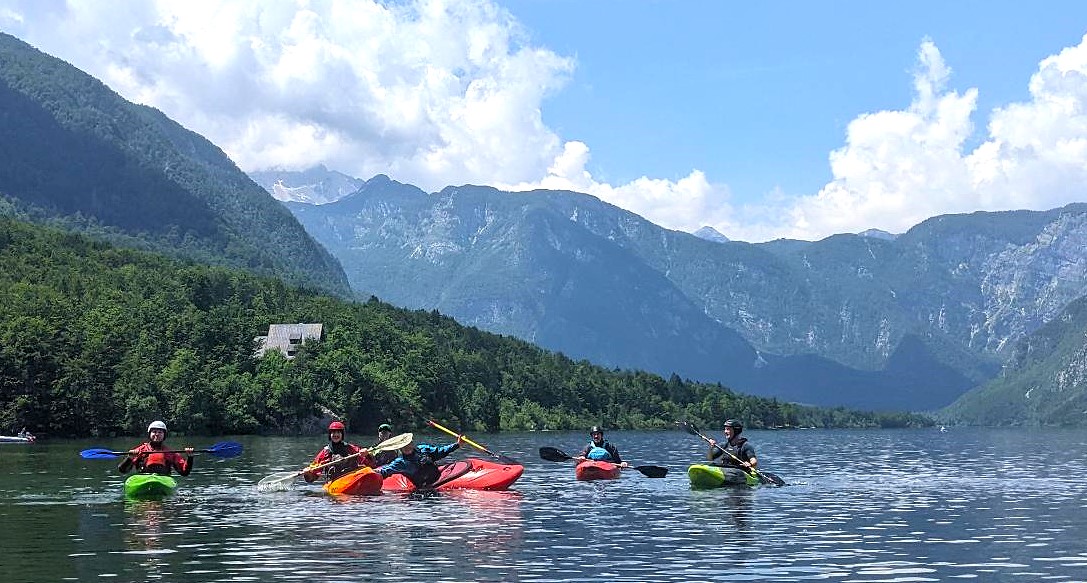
[0,218,932,437]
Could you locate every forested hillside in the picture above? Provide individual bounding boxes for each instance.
[0,33,349,295]
[0,218,928,436]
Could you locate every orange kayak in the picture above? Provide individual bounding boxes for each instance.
[575,460,621,481]
[324,466,382,496]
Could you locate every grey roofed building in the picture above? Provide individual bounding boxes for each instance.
[254,323,324,359]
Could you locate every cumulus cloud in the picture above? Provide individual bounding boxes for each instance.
[773,35,1087,241]
[4,2,1087,242]
[2,0,573,190]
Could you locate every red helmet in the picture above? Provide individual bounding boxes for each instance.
[328,421,346,432]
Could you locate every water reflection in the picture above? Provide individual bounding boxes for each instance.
[3,430,1087,581]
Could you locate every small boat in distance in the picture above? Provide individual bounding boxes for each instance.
[0,428,35,444]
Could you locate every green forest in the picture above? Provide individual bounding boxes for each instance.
[0,218,932,437]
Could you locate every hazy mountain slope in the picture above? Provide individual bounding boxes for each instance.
[0,33,349,295]
[942,294,1087,426]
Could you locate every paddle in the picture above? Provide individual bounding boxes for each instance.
[256,432,413,492]
[677,420,786,486]
[79,441,243,460]
[427,420,520,465]
[538,446,669,478]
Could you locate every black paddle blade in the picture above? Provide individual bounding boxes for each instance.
[538,446,573,462]
[493,453,521,465]
[759,471,787,486]
[634,465,668,478]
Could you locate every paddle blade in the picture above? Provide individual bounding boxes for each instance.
[205,441,244,458]
[634,465,669,478]
[538,447,573,462]
[759,471,787,486]
[493,453,521,465]
[80,448,121,460]
[370,432,413,453]
[256,470,302,492]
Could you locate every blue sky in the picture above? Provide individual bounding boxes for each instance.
[4,1,1087,241]
[505,1,1087,201]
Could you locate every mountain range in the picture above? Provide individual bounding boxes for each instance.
[270,170,1087,414]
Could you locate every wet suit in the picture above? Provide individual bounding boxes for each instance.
[118,442,193,476]
[377,442,461,488]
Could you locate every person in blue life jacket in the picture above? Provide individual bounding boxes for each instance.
[707,419,757,473]
[372,423,398,466]
[575,426,629,468]
[376,435,464,488]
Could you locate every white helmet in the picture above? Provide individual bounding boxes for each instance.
[147,420,167,435]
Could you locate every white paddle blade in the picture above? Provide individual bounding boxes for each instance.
[370,432,412,453]
[257,470,301,492]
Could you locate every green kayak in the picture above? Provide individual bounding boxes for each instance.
[123,474,177,499]
[687,464,758,489]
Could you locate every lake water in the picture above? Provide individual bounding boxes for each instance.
[1,428,1086,582]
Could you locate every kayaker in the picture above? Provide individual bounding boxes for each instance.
[303,421,375,482]
[707,419,757,473]
[575,426,629,467]
[373,423,398,465]
[376,436,464,488]
[117,421,194,476]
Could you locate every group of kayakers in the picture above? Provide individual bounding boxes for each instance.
[116,418,760,486]
[300,420,463,488]
[571,420,757,472]
[117,419,465,490]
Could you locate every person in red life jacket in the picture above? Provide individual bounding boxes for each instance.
[707,419,758,472]
[375,435,463,488]
[117,421,193,476]
[574,426,629,467]
[303,420,376,483]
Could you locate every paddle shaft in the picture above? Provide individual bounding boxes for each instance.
[426,420,482,452]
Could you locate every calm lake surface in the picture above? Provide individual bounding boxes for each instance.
[1,428,1086,582]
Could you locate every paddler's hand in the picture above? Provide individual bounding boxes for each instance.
[456,434,464,445]
[184,447,194,455]
[708,438,718,447]
[620,462,630,468]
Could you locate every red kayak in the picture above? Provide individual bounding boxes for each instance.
[324,466,382,496]
[382,458,524,492]
[575,460,621,481]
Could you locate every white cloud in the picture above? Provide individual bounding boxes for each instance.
[3,0,573,190]
[767,35,1087,242]
[5,3,1087,243]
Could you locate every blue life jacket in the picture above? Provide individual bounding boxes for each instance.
[587,446,612,461]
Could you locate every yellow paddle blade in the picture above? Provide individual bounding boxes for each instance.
[369,432,412,453]
[256,470,301,492]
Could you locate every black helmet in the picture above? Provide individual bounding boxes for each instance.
[589,425,604,434]
[723,419,743,434]
[377,423,393,432]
